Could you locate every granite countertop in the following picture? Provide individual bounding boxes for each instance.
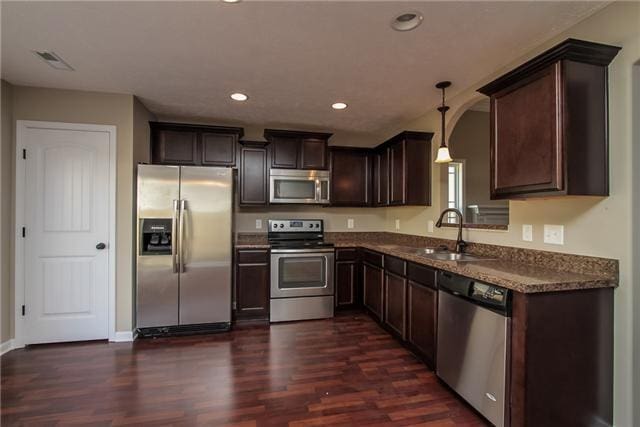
[235,232,618,294]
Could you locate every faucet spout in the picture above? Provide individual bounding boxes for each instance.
[435,208,467,253]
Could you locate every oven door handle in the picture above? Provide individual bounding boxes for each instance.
[270,248,336,254]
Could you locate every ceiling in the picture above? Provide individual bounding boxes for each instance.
[1,1,607,144]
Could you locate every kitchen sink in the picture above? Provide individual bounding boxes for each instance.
[422,252,491,262]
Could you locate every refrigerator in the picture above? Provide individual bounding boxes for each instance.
[136,164,232,335]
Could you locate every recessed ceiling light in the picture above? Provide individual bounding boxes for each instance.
[390,11,423,32]
[222,0,241,3]
[230,93,248,101]
[332,102,348,110]
[32,50,74,71]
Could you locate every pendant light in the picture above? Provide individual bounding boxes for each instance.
[434,81,453,163]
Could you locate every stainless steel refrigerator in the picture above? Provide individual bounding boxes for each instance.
[136,165,232,335]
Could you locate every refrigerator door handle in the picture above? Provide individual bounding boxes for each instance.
[172,200,179,273]
[179,199,187,273]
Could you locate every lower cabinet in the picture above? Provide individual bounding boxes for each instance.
[335,248,360,308]
[384,271,407,339]
[234,249,270,320]
[407,280,438,368]
[363,262,384,320]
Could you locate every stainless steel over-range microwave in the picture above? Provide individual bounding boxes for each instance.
[269,169,330,204]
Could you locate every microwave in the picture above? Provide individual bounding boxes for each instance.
[269,169,330,204]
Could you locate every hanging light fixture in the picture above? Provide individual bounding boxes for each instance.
[434,81,453,163]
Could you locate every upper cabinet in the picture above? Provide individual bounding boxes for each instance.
[330,147,372,206]
[376,131,433,206]
[150,122,244,167]
[478,39,621,199]
[264,129,332,170]
[238,141,269,206]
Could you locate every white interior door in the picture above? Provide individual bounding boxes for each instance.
[22,124,111,344]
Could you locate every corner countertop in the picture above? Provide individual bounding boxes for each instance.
[234,232,618,294]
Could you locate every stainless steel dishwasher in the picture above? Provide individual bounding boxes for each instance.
[436,271,511,427]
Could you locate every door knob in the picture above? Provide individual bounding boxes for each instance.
[96,242,106,250]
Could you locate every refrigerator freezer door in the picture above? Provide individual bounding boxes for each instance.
[137,165,180,328]
[179,166,233,325]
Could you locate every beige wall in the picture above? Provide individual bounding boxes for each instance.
[384,3,640,425]
[3,85,142,336]
[1,80,14,344]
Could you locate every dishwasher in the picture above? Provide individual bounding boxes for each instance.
[436,271,511,427]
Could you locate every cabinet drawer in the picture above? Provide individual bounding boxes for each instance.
[407,263,437,289]
[384,255,406,277]
[236,250,269,264]
[362,250,383,267]
[336,248,358,261]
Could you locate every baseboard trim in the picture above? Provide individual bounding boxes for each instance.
[111,331,134,342]
[1,339,14,356]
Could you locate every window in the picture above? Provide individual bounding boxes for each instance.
[447,161,464,222]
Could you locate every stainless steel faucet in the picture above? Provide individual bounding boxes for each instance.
[435,208,467,253]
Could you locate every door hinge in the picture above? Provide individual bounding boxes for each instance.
[22,149,26,159]
[21,305,25,316]
[22,227,26,238]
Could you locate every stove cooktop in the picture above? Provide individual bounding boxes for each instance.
[269,240,334,249]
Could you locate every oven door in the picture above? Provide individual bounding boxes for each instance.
[270,249,335,298]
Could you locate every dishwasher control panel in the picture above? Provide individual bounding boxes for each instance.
[438,271,511,315]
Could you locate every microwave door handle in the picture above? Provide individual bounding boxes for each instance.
[172,200,179,273]
[316,179,321,203]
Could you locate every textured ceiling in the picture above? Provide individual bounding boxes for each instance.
[1,1,607,144]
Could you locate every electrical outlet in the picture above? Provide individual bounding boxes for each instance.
[347,218,354,229]
[427,220,434,233]
[255,219,262,229]
[522,224,533,242]
[543,224,564,245]
[395,219,400,230]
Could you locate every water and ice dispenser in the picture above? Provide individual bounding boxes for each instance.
[139,218,173,255]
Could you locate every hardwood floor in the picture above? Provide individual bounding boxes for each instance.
[1,313,486,426]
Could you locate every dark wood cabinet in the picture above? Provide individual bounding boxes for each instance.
[363,255,384,321]
[150,122,243,167]
[239,141,268,206]
[384,271,407,339]
[373,148,389,206]
[407,280,437,368]
[335,249,360,308]
[234,249,270,320]
[330,148,371,206]
[373,131,432,206]
[478,38,620,199]
[264,129,332,170]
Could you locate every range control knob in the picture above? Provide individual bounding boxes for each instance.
[280,224,284,228]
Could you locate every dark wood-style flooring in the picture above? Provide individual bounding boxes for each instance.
[1,313,486,426]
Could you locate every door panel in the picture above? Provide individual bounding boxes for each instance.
[408,281,437,367]
[271,137,299,169]
[301,138,327,169]
[201,132,236,166]
[363,263,383,320]
[389,142,405,204]
[179,167,232,325]
[24,125,110,344]
[239,144,268,205]
[385,272,406,338]
[137,165,180,328]
[153,129,198,165]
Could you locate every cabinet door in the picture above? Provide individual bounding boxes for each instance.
[330,149,371,206]
[363,263,383,320]
[152,129,198,165]
[235,251,269,319]
[385,272,407,339]
[239,144,268,205]
[373,148,389,206]
[301,138,328,170]
[201,132,237,167]
[271,137,299,169]
[336,261,357,307]
[407,281,437,367]
[405,139,431,205]
[389,141,405,205]
[491,63,563,198]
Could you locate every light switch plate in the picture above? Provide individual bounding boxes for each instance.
[255,219,262,229]
[347,218,354,229]
[395,219,400,230]
[522,224,533,242]
[428,220,434,233]
[543,224,564,245]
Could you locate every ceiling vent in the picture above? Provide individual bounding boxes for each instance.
[32,51,74,71]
